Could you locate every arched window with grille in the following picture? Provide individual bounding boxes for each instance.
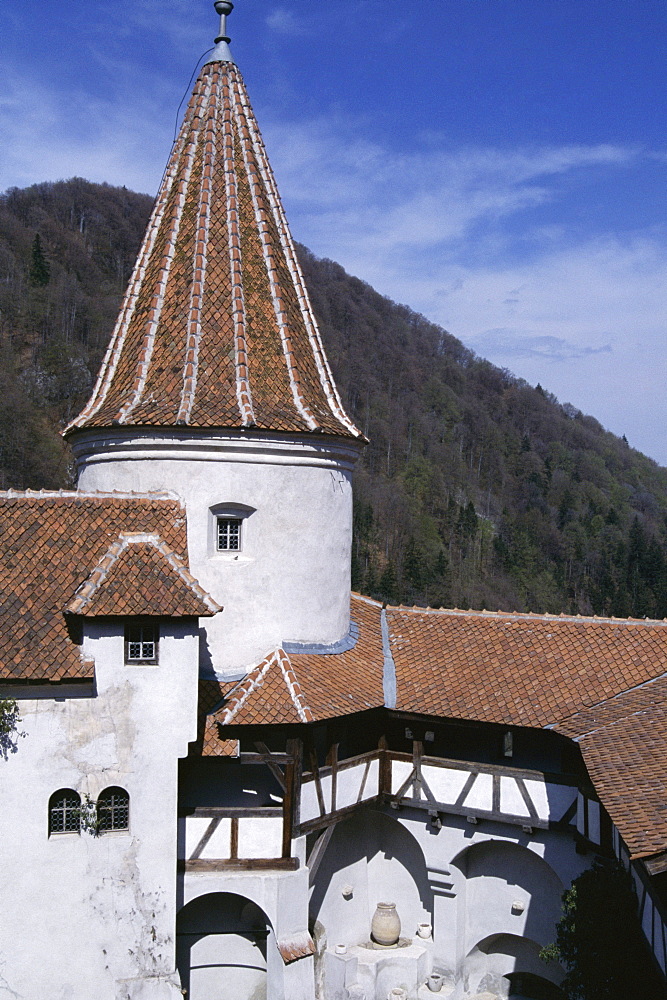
[97,786,130,833]
[48,789,81,835]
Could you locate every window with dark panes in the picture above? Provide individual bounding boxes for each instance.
[49,789,81,835]
[217,516,242,551]
[97,786,130,833]
[125,623,158,664]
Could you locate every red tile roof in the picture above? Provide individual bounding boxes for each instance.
[0,492,191,682]
[66,60,361,442]
[556,676,667,859]
[388,606,667,728]
[200,598,667,858]
[200,595,383,748]
[66,532,221,617]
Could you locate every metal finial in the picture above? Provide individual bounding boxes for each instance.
[206,1,235,64]
[214,1,234,43]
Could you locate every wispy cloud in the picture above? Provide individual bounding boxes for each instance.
[0,71,171,195]
[266,9,310,37]
[471,331,613,362]
[260,115,667,458]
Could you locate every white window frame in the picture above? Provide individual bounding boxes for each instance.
[125,622,159,664]
[209,503,255,558]
[216,515,242,552]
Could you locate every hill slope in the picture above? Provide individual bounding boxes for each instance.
[2,177,667,618]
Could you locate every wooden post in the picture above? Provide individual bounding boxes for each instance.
[378,735,390,797]
[328,742,340,815]
[282,740,295,858]
[413,740,423,801]
[283,737,303,858]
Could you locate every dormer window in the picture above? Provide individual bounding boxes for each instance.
[217,517,242,552]
[125,623,158,664]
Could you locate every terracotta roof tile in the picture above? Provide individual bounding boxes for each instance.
[388,606,667,728]
[555,675,667,858]
[66,532,221,617]
[198,596,384,752]
[66,60,361,442]
[0,492,189,682]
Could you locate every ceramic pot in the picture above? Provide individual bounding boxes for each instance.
[427,973,444,993]
[388,990,407,1000]
[417,922,432,939]
[371,902,401,947]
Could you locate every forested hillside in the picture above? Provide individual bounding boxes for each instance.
[2,177,667,618]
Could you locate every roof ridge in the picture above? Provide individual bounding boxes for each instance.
[553,670,667,739]
[386,604,667,628]
[0,489,181,502]
[217,651,279,724]
[65,532,221,616]
[277,649,314,723]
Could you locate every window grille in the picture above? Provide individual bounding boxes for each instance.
[49,789,81,835]
[125,623,158,663]
[97,787,130,833]
[217,517,242,551]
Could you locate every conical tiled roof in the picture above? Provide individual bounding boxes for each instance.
[66,58,360,439]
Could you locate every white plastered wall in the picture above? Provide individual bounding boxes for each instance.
[0,620,201,1000]
[72,429,362,676]
[310,805,589,996]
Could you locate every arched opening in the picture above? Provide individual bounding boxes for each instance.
[466,933,564,998]
[176,892,271,1000]
[309,808,433,949]
[452,840,564,958]
[48,788,81,835]
[97,786,129,832]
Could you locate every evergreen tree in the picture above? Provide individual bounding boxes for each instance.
[541,860,663,999]
[29,233,50,287]
[379,559,399,603]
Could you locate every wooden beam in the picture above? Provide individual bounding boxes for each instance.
[282,739,298,859]
[378,738,390,797]
[254,742,287,792]
[239,752,292,765]
[230,817,239,860]
[492,774,500,814]
[298,797,382,835]
[412,740,423,802]
[180,806,283,818]
[454,771,477,807]
[308,744,326,817]
[291,737,303,834]
[328,742,339,815]
[191,817,221,860]
[307,824,337,886]
[385,749,581,787]
[179,858,300,873]
[381,792,549,831]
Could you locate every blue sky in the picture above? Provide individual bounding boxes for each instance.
[2,1,667,463]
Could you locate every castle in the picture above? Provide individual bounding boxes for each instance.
[1,4,666,999]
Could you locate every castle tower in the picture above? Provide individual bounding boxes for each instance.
[65,2,364,676]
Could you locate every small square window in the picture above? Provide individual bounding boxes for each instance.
[217,517,242,552]
[125,623,158,664]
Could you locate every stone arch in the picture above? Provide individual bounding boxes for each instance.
[465,933,564,997]
[309,807,433,950]
[176,891,281,1000]
[451,839,564,962]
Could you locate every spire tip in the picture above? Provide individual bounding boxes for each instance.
[206,1,235,64]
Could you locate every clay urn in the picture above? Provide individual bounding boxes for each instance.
[371,902,401,947]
